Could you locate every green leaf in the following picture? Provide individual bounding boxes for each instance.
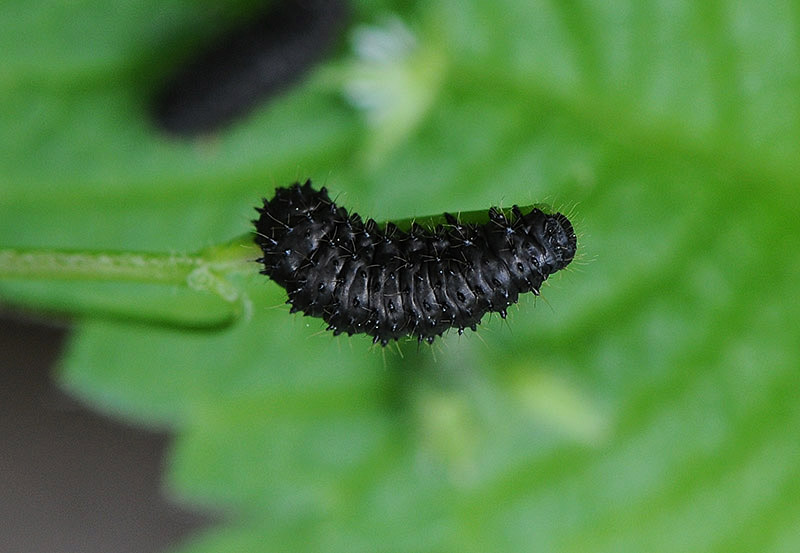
[2,1,800,552]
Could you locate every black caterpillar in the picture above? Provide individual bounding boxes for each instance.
[153,0,349,136]
[254,181,577,346]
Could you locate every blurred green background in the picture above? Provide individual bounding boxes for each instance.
[2,0,800,552]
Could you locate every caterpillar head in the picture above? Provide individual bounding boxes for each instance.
[519,208,577,272]
[544,213,577,270]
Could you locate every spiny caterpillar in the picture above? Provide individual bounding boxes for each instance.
[153,0,348,136]
[254,181,577,346]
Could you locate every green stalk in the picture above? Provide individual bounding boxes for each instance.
[0,248,203,283]
[0,203,555,285]
[389,203,551,231]
[0,204,555,326]
[0,234,259,297]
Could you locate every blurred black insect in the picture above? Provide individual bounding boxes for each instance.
[153,0,348,136]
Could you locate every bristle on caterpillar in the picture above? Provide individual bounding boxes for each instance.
[254,180,577,346]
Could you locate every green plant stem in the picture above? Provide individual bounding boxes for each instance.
[0,203,556,306]
[0,234,259,289]
[390,203,551,231]
[0,249,200,283]
[0,202,556,285]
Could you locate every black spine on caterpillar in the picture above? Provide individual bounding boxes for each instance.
[254,181,577,346]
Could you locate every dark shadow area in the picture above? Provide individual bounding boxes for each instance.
[0,314,211,553]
